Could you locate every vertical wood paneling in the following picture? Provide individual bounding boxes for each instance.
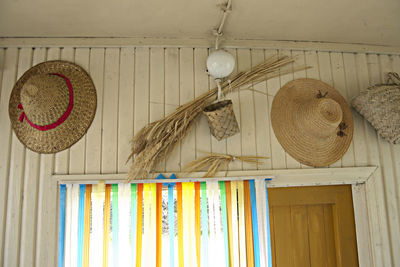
[194,48,212,162]
[85,48,105,174]
[318,51,341,168]
[343,53,368,167]
[279,50,300,169]
[0,49,5,101]
[148,47,165,172]
[226,49,241,170]
[0,48,18,266]
[70,48,90,174]
[344,52,374,266]
[391,55,400,219]
[378,54,400,266]
[19,48,45,267]
[365,53,392,267]
[3,48,31,267]
[117,48,135,173]
[265,49,286,169]
[54,47,74,175]
[0,44,399,267]
[36,47,59,267]
[330,52,355,167]
[238,49,257,170]
[179,48,196,168]
[354,53,383,267]
[101,48,120,173]
[164,48,180,172]
[251,49,271,169]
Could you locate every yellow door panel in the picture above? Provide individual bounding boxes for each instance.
[269,185,358,267]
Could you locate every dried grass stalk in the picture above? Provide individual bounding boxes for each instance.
[183,152,267,178]
[126,55,309,181]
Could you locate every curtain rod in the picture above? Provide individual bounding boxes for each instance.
[58,176,273,185]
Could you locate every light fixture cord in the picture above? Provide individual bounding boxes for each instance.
[211,0,232,101]
[213,0,232,50]
[216,78,223,100]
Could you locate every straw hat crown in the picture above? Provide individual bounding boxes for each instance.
[9,60,97,154]
[271,78,353,167]
[20,74,70,126]
[295,97,343,139]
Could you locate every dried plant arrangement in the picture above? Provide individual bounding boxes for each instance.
[126,55,309,181]
[182,152,267,178]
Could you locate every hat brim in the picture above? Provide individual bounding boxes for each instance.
[9,60,97,153]
[271,78,353,167]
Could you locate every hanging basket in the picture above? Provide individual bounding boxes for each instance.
[352,72,400,144]
[203,99,240,141]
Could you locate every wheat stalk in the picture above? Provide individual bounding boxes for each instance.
[126,55,309,181]
[182,152,268,178]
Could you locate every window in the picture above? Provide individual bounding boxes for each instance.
[58,178,272,267]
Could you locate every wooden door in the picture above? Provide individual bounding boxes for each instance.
[268,185,359,267]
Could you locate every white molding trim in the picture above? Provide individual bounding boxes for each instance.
[54,166,377,186]
[352,183,373,267]
[1,37,399,54]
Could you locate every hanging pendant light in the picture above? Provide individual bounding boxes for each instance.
[207,49,235,79]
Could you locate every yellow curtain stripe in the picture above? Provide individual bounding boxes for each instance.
[103,185,111,267]
[188,182,195,267]
[177,182,184,267]
[194,182,201,267]
[225,181,234,267]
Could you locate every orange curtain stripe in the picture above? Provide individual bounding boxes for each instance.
[244,180,255,267]
[177,182,184,267]
[194,182,201,267]
[156,183,163,267]
[103,185,111,267]
[136,184,144,267]
[225,181,234,267]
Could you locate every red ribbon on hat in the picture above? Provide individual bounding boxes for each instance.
[18,73,74,131]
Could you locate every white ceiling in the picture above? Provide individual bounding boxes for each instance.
[1,0,399,46]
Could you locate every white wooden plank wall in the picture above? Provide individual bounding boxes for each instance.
[0,46,399,267]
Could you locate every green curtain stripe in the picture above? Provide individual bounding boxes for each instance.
[131,184,137,265]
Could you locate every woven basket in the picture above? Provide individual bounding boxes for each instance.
[352,72,400,144]
[203,99,240,141]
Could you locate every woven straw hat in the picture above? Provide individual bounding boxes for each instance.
[271,78,353,167]
[9,60,96,153]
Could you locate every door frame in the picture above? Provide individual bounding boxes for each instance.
[55,166,377,267]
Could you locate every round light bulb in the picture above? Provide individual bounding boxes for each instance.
[206,50,235,79]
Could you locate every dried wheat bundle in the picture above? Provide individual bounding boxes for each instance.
[183,152,267,178]
[126,55,309,181]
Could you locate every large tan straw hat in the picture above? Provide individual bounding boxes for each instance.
[9,60,96,153]
[271,78,353,167]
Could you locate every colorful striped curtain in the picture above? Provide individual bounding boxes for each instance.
[58,179,272,267]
